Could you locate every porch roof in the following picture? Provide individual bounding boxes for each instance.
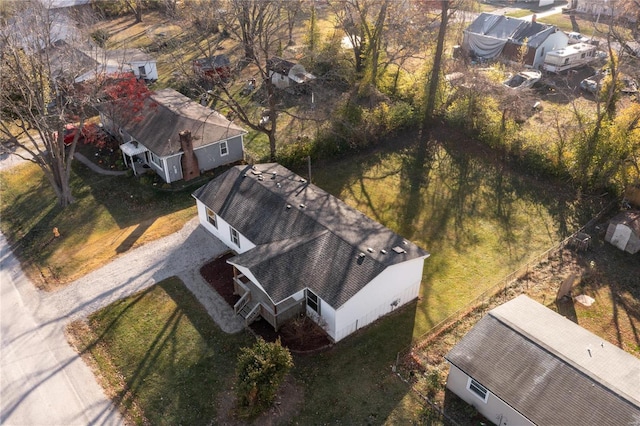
[120,141,149,156]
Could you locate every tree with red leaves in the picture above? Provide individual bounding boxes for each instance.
[96,73,155,137]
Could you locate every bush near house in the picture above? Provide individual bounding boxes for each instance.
[235,338,294,418]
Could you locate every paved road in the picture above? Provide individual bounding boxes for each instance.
[1,232,122,425]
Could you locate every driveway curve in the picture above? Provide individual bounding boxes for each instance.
[1,217,243,425]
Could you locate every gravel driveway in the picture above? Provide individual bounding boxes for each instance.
[1,148,244,424]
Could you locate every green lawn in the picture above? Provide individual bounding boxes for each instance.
[0,160,197,290]
[3,127,607,422]
[311,133,606,339]
[68,277,253,425]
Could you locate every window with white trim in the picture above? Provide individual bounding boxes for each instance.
[149,151,161,167]
[230,227,240,247]
[467,378,489,403]
[206,208,217,228]
[306,289,320,315]
[220,140,228,156]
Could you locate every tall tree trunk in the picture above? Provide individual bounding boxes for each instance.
[424,1,449,126]
[368,0,389,89]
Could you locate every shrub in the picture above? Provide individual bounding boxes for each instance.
[235,338,293,417]
[90,29,110,47]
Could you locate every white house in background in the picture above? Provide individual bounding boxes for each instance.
[266,57,315,91]
[192,163,430,343]
[605,210,640,254]
[445,295,640,426]
[98,88,246,183]
[75,48,158,83]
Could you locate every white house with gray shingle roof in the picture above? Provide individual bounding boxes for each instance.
[445,295,640,425]
[192,163,430,343]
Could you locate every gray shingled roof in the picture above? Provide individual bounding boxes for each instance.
[104,88,246,157]
[192,163,429,308]
[610,210,640,235]
[446,295,640,425]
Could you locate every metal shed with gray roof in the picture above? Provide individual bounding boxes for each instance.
[192,163,430,342]
[445,295,640,425]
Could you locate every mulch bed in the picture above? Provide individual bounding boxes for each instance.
[199,253,332,353]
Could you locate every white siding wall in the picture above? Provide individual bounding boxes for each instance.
[307,298,337,338]
[130,60,158,80]
[196,200,256,254]
[446,364,534,426]
[332,256,426,342]
[534,32,569,69]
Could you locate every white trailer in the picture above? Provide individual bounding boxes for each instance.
[543,43,599,73]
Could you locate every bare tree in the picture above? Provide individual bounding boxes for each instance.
[0,2,98,207]
[123,0,143,23]
[216,0,290,161]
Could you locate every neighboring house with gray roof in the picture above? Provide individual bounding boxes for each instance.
[445,295,640,425]
[98,88,246,183]
[192,163,430,343]
[463,13,569,69]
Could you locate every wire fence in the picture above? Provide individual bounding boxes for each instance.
[391,200,617,422]
[398,199,616,359]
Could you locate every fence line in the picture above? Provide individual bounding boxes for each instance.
[397,199,616,359]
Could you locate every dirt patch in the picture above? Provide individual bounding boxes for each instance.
[200,254,332,353]
[215,374,304,426]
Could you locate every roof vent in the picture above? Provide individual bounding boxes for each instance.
[276,182,281,188]
[299,178,306,183]
[380,249,387,254]
[271,172,277,180]
[258,175,264,181]
[252,169,262,176]
[367,247,374,253]
[358,253,366,259]
[392,246,406,254]
[402,240,408,245]
[299,203,306,209]
[243,173,247,178]
[286,204,291,209]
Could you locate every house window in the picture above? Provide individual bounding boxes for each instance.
[307,289,320,315]
[149,151,161,167]
[206,207,217,228]
[467,378,489,403]
[230,227,240,247]
[220,140,228,156]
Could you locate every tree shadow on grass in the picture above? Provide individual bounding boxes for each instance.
[312,124,611,338]
[76,278,252,425]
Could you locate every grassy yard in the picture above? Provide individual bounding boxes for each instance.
[0,160,197,290]
[67,277,253,425]
[311,131,607,339]
[3,126,609,423]
[77,128,606,424]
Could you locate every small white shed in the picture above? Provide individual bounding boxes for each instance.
[605,211,640,254]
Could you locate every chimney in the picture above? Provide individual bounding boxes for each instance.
[531,14,537,23]
[179,130,200,181]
